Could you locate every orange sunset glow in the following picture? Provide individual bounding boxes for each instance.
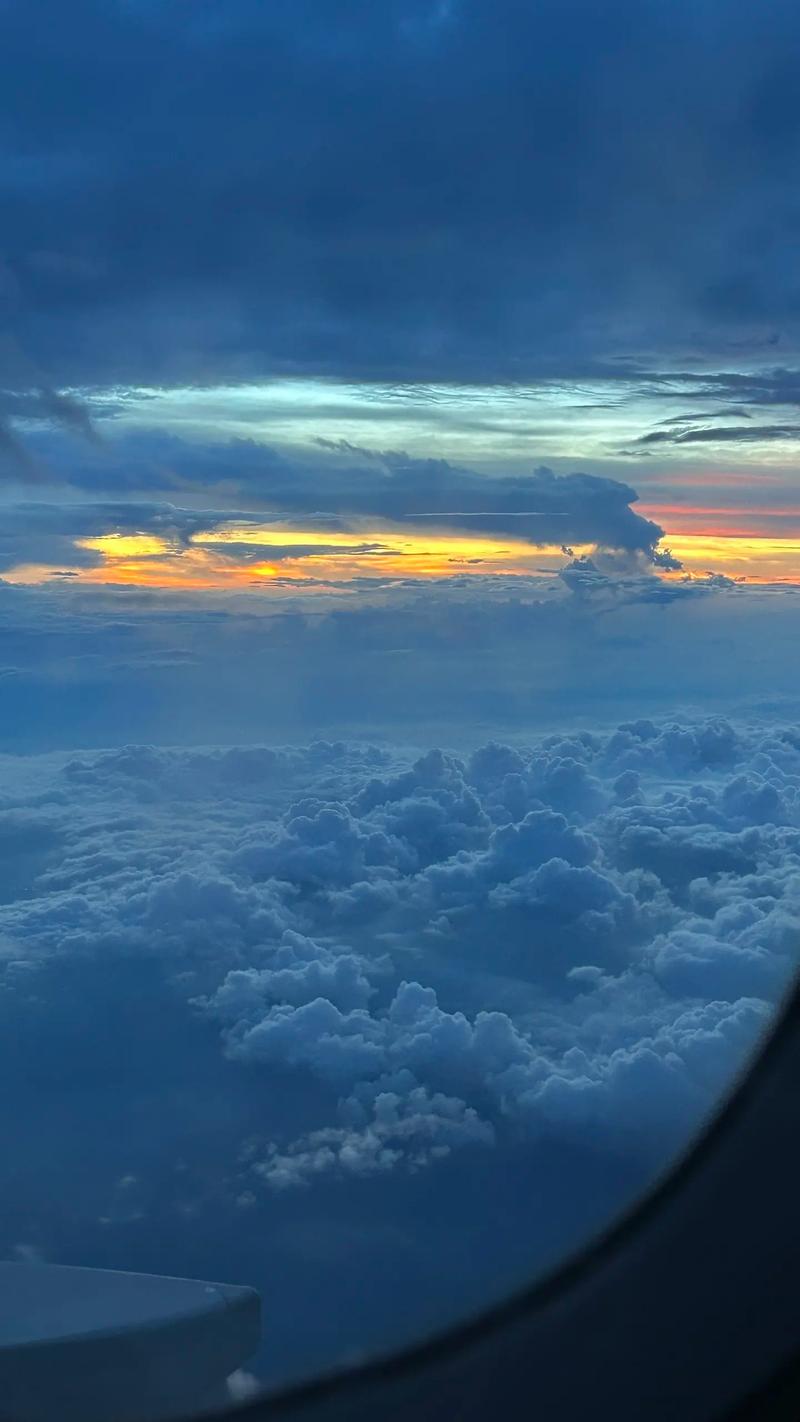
[4,506,799,589]
[8,526,589,589]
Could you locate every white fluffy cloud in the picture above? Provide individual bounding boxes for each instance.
[2,715,798,1202]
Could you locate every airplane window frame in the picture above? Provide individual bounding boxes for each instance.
[191,975,800,1422]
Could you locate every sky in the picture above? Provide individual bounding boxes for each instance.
[2,0,800,1410]
[2,0,800,605]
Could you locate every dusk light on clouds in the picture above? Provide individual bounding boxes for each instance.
[2,0,800,1402]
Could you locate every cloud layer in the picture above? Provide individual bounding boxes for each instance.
[2,0,799,1396]
[5,0,800,391]
[2,715,798,1380]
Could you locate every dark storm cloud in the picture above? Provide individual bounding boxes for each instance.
[0,499,244,570]
[23,437,667,555]
[4,0,800,389]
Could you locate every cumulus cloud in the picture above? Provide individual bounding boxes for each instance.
[3,714,798,1204]
[1,709,797,1390]
[254,1089,495,1191]
[206,932,378,1018]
